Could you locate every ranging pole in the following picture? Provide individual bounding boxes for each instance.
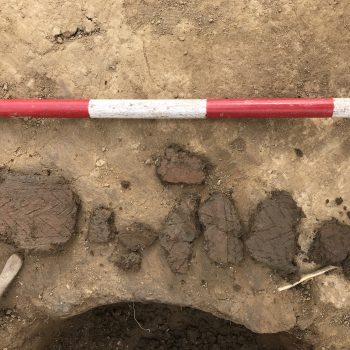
[0,98,349,119]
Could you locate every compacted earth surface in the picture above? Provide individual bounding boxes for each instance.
[0,0,350,349]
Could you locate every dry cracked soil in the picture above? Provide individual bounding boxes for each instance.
[0,0,350,349]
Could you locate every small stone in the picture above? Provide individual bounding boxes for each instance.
[56,36,63,44]
[178,36,185,41]
[3,83,8,91]
[209,18,214,23]
[294,148,304,157]
[52,27,61,36]
[95,159,106,167]
[120,180,131,189]
[335,197,343,206]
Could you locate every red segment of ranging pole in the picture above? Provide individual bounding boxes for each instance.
[0,98,349,119]
[206,98,334,118]
[0,99,89,118]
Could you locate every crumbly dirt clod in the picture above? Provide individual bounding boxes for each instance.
[109,247,142,272]
[245,191,303,275]
[0,170,79,252]
[156,144,209,185]
[88,207,116,243]
[199,193,243,265]
[160,196,200,273]
[118,222,157,252]
[309,219,350,266]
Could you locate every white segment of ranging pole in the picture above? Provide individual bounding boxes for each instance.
[333,98,350,118]
[0,254,23,299]
[88,99,207,119]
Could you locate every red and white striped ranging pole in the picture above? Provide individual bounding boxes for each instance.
[0,98,349,119]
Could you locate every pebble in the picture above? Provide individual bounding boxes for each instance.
[52,27,61,36]
[56,37,63,44]
[178,36,185,41]
[3,83,8,91]
[95,159,106,167]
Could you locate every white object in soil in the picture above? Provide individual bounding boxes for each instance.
[0,254,23,298]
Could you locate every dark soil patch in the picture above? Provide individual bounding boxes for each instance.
[245,191,303,275]
[309,219,350,266]
[120,180,131,190]
[88,207,116,244]
[118,222,157,252]
[294,148,304,157]
[335,197,343,206]
[159,195,200,273]
[0,170,79,252]
[110,250,142,272]
[46,303,311,350]
[199,193,243,265]
[230,137,247,152]
[156,144,209,185]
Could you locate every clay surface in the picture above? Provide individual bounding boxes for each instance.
[199,193,243,265]
[88,207,116,243]
[309,219,350,266]
[0,170,78,252]
[245,191,302,275]
[118,222,157,252]
[160,196,200,273]
[156,144,208,185]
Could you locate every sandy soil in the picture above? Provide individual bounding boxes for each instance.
[0,0,350,349]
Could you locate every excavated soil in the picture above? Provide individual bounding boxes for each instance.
[245,191,303,275]
[0,169,79,252]
[159,195,200,274]
[309,219,350,266]
[88,207,116,244]
[46,303,311,350]
[156,144,209,185]
[199,193,243,265]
